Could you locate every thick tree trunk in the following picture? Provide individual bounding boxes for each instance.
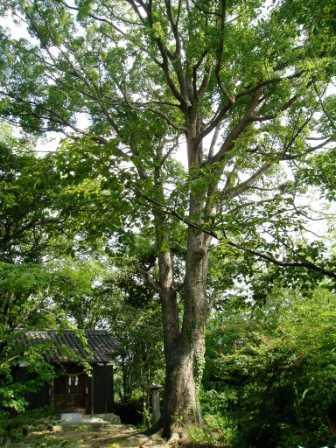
[159,197,210,435]
[155,122,212,437]
[160,237,208,436]
[162,342,200,434]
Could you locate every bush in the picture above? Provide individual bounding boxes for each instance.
[0,407,58,445]
[200,389,237,417]
[187,414,237,447]
[113,398,144,425]
[204,288,336,447]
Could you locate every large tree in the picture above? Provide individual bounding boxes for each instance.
[1,0,335,435]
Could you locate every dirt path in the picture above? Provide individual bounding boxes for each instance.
[14,423,168,448]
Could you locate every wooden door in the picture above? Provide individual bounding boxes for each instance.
[54,372,87,412]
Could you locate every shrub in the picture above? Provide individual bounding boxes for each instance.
[204,288,336,447]
[187,414,237,447]
[114,398,144,425]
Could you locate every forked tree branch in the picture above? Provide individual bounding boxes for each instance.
[209,89,262,163]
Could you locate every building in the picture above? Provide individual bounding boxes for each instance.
[16,330,116,414]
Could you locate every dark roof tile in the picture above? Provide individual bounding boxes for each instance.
[22,330,117,365]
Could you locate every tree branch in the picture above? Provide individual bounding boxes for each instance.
[223,162,273,199]
[226,241,336,280]
[209,90,262,163]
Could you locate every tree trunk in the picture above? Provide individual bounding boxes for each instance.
[159,193,210,435]
[155,124,212,437]
[162,342,200,435]
[160,235,208,436]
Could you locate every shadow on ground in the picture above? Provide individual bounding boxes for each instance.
[10,423,167,448]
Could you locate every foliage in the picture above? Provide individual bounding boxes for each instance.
[109,294,164,404]
[0,135,63,423]
[0,407,59,446]
[204,288,336,447]
[0,127,63,264]
[0,262,58,419]
[0,126,163,431]
[200,389,237,420]
[50,258,118,328]
[187,414,237,447]
[0,130,81,434]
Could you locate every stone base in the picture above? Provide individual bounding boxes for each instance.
[60,412,121,425]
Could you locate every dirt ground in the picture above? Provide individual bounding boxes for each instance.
[10,423,168,448]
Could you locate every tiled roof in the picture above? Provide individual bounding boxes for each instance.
[21,330,117,365]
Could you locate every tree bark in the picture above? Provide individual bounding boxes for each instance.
[158,128,211,436]
[159,230,209,436]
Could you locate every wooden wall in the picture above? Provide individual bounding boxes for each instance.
[92,365,114,413]
[14,363,114,415]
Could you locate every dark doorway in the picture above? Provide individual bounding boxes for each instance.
[54,372,88,412]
